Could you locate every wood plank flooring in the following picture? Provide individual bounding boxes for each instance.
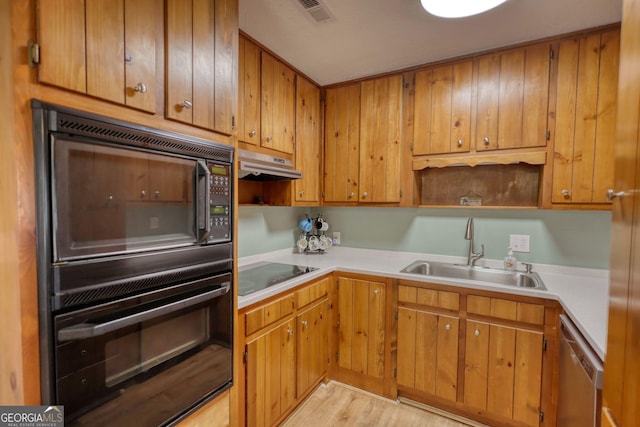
[282,382,479,427]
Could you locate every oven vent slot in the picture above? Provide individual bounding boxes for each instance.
[54,113,233,163]
[55,261,231,310]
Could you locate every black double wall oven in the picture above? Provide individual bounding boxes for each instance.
[32,101,234,426]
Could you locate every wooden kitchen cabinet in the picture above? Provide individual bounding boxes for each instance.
[238,35,262,146]
[413,61,473,155]
[475,42,551,151]
[397,285,460,403]
[359,75,403,202]
[324,83,361,203]
[245,319,296,427]
[335,274,394,396]
[261,52,296,154]
[124,154,191,203]
[293,75,322,205]
[166,0,237,134]
[36,0,159,112]
[551,28,620,206]
[296,297,329,398]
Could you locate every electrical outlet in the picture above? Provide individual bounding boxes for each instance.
[509,234,530,253]
[332,231,341,245]
[150,216,160,230]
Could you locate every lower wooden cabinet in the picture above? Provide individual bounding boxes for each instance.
[241,276,330,427]
[396,280,558,427]
[335,274,395,397]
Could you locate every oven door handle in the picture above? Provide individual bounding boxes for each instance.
[57,282,230,342]
[196,160,211,242]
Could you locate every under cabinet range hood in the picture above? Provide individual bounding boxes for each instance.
[238,148,302,181]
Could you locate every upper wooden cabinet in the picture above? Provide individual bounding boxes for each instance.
[475,42,551,151]
[324,83,361,203]
[36,0,159,112]
[359,76,403,202]
[261,52,296,154]
[551,28,620,206]
[238,36,262,145]
[413,61,473,155]
[294,76,322,205]
[166,0,238,134]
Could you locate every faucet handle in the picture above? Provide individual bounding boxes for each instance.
[522,262,533,273]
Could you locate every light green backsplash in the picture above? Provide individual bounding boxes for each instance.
[238,206,612,269]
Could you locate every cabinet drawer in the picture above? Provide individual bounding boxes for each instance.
[398,285,459,311]
[296,277,330,308]
[467,295,544,325]
[245,293,295,336]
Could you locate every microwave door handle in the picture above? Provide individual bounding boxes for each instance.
[196,160,211,242]
[57,282,230,342]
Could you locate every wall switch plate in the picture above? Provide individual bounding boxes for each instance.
[332,231,341,245]
[509,234,530,252]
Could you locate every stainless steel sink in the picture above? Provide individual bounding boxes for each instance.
[400,260,546,290]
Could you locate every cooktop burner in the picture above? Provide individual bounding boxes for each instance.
[238,262,318,296]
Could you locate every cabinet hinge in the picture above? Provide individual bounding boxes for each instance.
[403,76,409,89]
[539,410,544,422]
[393,368,397,378]
[231,115,236,129]
[399,189,403,198]
[395,310,398,320]
[546,129,551,140]
[549,46,554,60]
[335,352,339,362]
[243,349,248,364]
[28,40,40,67]
[542,338,547,352]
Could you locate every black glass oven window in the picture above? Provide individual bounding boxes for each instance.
[53,138,197,261]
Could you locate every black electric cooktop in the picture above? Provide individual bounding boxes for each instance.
[238,262,318,296]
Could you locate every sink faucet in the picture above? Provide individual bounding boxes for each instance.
[464,217,484,267]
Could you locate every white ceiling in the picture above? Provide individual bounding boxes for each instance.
[239,0,622,86]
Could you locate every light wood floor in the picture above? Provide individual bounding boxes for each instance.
[281,382,478,427]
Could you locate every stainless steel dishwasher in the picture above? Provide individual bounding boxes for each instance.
[557,314,604,427]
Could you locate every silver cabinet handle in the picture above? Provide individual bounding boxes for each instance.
[154,190,160,199]
[134,83,147,93]
[349,192,355,198]
[606,189,624,202]
[266,136,273,142]
[561,189,570,197]
[474,329,480,336]
[373,289,379,295]
[301,321,308,327]
[483,137,490,145]
[125,55,132,63]
[287,328,294,335]
[181,100,192,109]
[457,139,463,147]
[299,191,304,196]
[445,323,451,331]
[140,190,146,198]
[107,195,114,201]
[362,192,368,198]
[249,130,256,137]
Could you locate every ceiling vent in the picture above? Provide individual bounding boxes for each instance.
[295,0,334,23]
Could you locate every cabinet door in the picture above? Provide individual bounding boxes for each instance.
[123,0,158,112]
[238,36,261,145]
[36,0,87,93]
[476,43,551,151]
[552,29,620,204]
[413,61,473,155]
[464,321,543,427]
[359,75,403,202]
[86,0,125,104]
[397,307,459,402]
[337,277,385,380]
[324,83,360,203]
[246,320,296,427]
[261,52,296,154]
[166,0,237,133]
[296,298,329,398]
[294,76,322,204]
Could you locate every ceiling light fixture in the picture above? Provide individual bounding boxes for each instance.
[420,0,509,18]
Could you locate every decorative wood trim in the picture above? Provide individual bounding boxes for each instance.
[412,150,546,170]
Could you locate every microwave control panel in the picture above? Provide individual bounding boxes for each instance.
[208,163,231,242]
